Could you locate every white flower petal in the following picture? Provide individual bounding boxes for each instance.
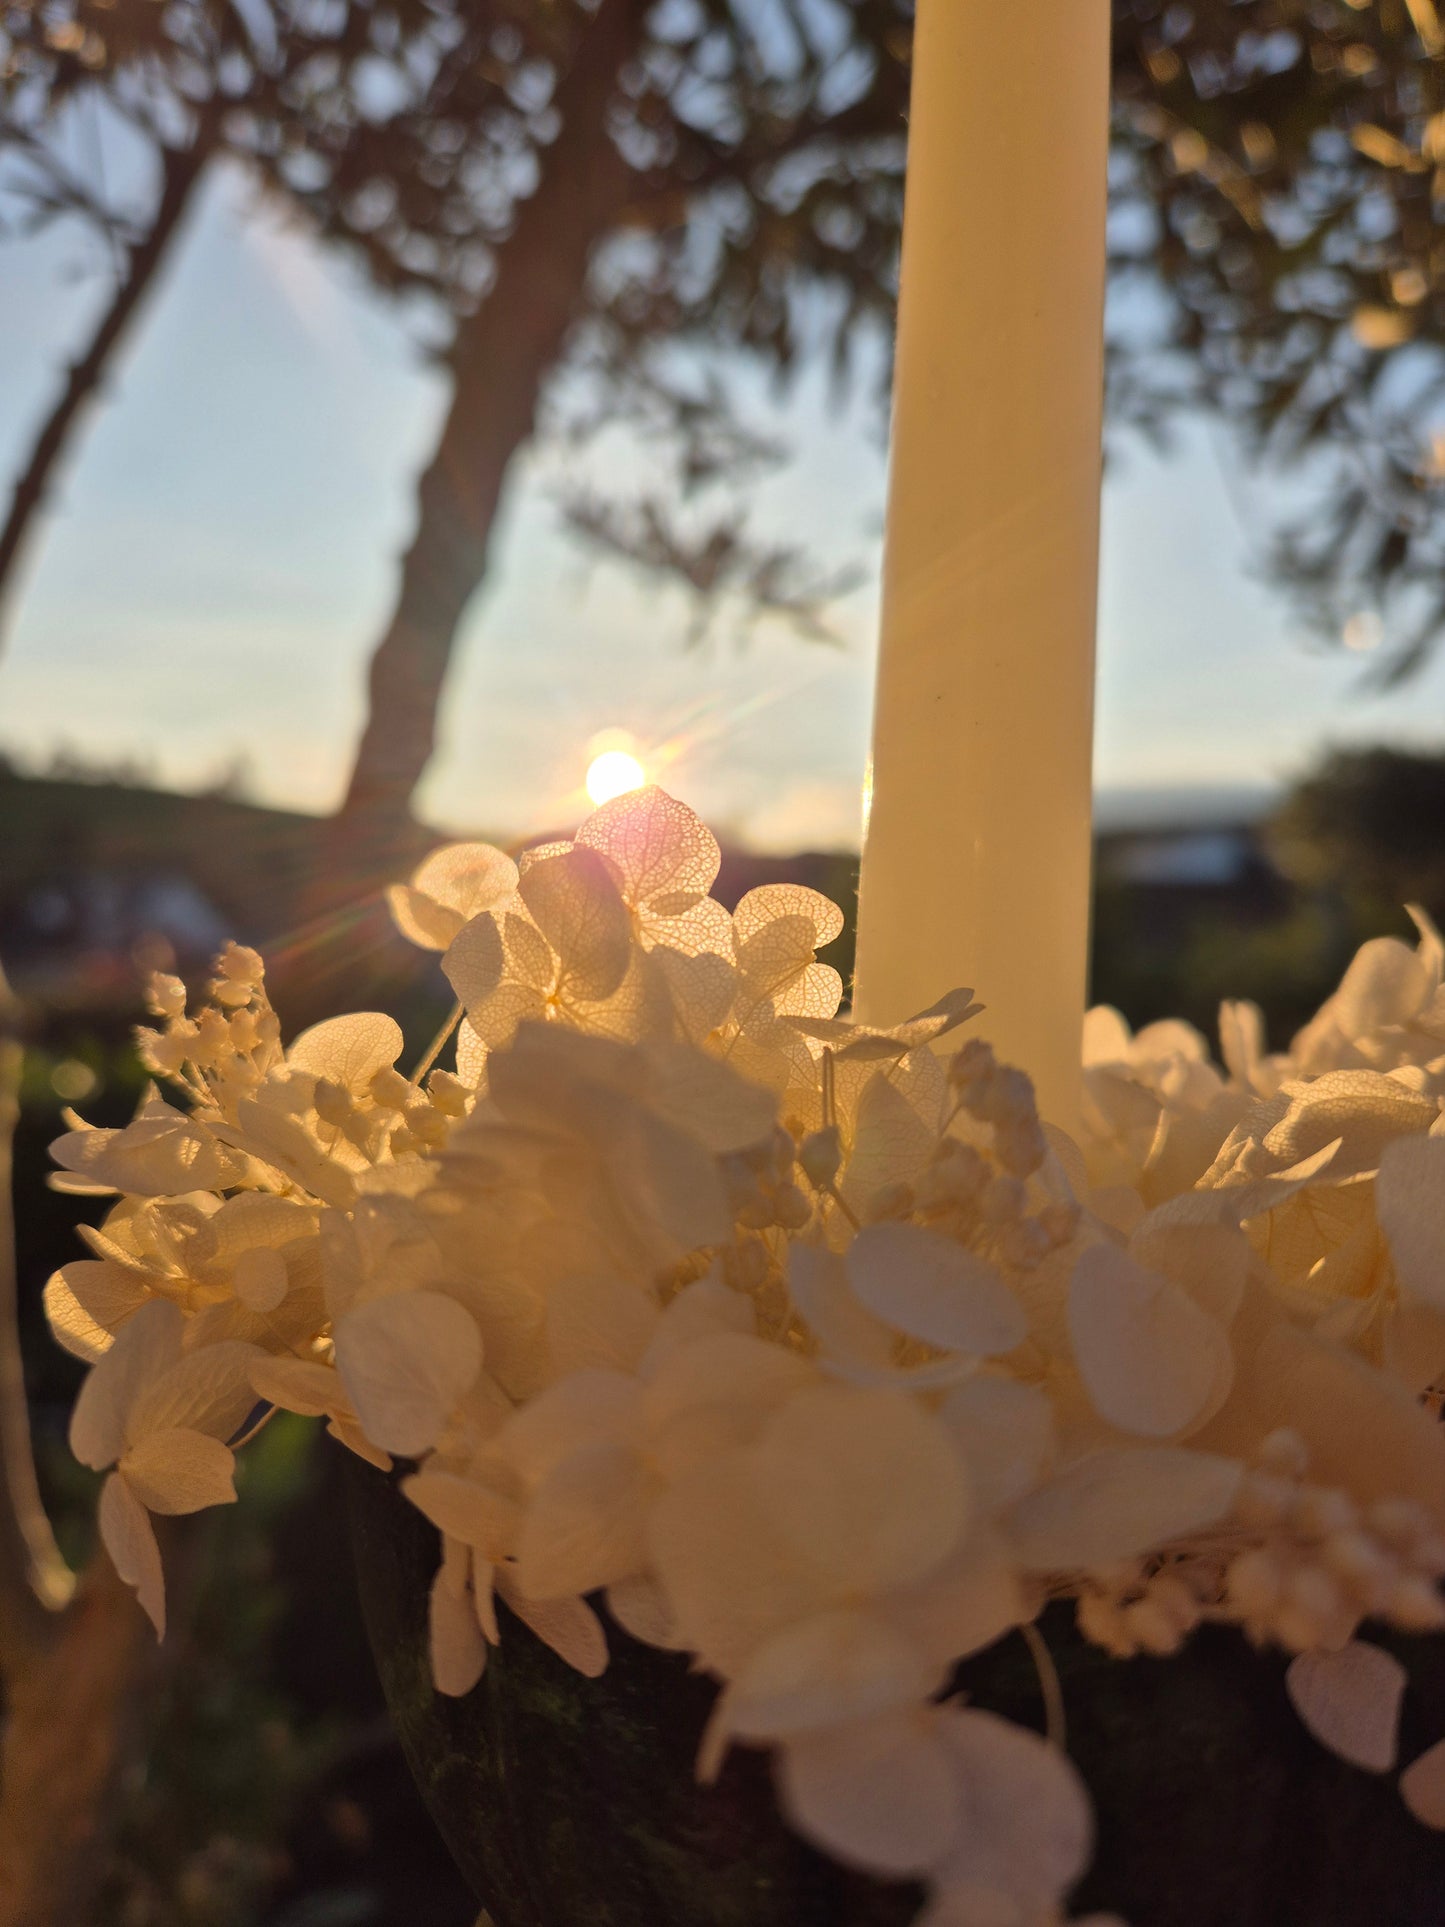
[776,1708,958,1878]
[1069,1243,1232,1438]
[232,1246,289,1314]
[250,1355,341,1418]
[605,1574,685,1650]
[939,1377,1054,1511]
[788,1245,896,1372]
[1286,1642,1406,1773]
[647,1453,828,1674]
[932,1706,1094,1911]
[43,1265,133,1363]
[393,842,519,950]
[754,1385,970,1592]
[119,1428,237,1515]
[403,1470,521,1557]
[50,1107,232,1198]
[546,1267,660,1378]
[69,1299,184,1470]
[847,1223,1027,1357]
[642,1333,815,1438]
[333,1290,482,1456]
[126,1340,264,1448]
[1377,1135,1445,1312]
[443,911,507,1012]
[1128,1211,1250,1328]
[1400,1737,1445,1828]
[575,785,720,910]
[733,883,843,953]
[99,1471,166,1637]
[287,1012,403,1090]
[729,1607,938,1740]
[499,1369,642,1488]
[1006,1447,1242,1572]
[1333,937,1431,1039]
[499,1576,609,1676]
[518,846,631,1004]
[515,1438,650,1598]
[429,1538,489,1696]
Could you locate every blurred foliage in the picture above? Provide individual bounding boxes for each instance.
[1111,0,1445,681]
[1267,743,1445,917]
[1091,746,1445,1052]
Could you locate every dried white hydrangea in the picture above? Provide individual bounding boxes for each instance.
[44,786,1445,1927]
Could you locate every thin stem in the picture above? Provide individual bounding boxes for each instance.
[823,1181,861,1232]
[0,1018,73,1682]
[411,999,463,1085]
[1021,1620,1067,1750]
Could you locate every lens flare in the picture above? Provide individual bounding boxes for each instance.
[586,749,646,807]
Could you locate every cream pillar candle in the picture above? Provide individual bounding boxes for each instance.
[852,0,1111,1133]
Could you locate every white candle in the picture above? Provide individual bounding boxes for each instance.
[853,0,1110,1134]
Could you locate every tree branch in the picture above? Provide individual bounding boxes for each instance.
[0,96,224,648]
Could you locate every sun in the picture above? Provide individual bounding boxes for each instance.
[586,748,647,807]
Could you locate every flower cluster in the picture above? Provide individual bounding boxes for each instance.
[45,786,1445,1925]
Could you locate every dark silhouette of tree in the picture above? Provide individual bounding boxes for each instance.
[9,0,1445,861]
[1268,744,1445,923]
[299,0,1445,861]
[0,0,447,648]
[264,0,911,863]
[1111,0,1445,683]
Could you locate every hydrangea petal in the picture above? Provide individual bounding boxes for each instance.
[1377,1135,1445,1312]
[499,1579,609,1676]
[1069,1243,1232,1437]
[443,912,507,1011]
[729,1608,938,1740]
[44,1264,136,1363]
[99,1471,166,1637]
[939,1377,1054,1511]
[576,786,720,908]
[287,1013,404,1089]
[334,1290,482,1456]
[1400,1738,1445,1829]
[648,1453,829,1673]
[515,1437,650,1598]
[931,1706,1094,1911]
[126,1340,265,1447]
[788,1246,896,1373]
[403,1470,522,1557]
[776,1708,958,1878]
[847,1223,1027,1357]
[69,1299,183,1470]
[120,1428,237,1515]
[1286,1642,1406,1773]
[734,884,843,952]
[1007,1447,1242,1571]
[754,1385,969,1592]
[429,1538,489,1696]
[518,846,631,1005]
[250,1355,341,1417]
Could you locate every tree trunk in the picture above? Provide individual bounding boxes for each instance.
[0,104,221,644]
[0,1017,155,1926]
[0,1564,156,1927]
[333,0,643,867]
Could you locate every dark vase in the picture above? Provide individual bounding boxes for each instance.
[345,1455,1445,1927]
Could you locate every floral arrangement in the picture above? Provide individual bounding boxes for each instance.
[43,785,1445,1927]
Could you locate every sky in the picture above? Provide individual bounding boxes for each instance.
[4,159,1445,853]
